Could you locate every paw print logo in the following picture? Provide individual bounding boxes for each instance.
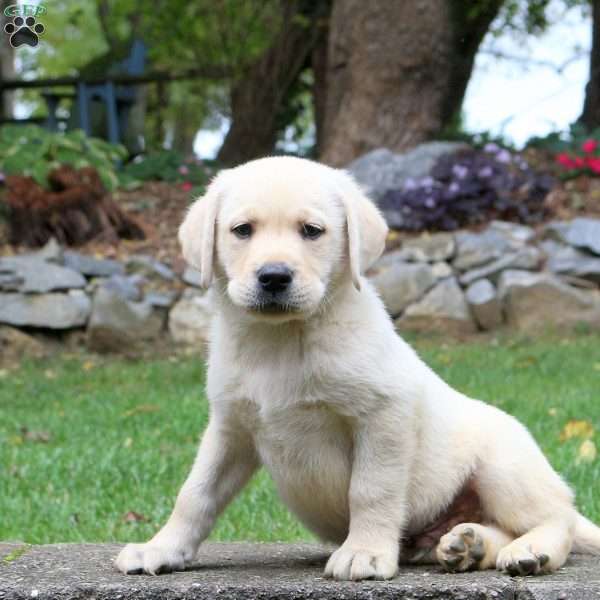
[4,16,45,48]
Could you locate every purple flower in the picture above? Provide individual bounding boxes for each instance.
[484,142,500,153]
[478,166,493,178]
[495,149,512,163]
[403,177,417,190]
[424,198,436,208]
[448,181,460,194]
[452,164,469,179]
[420,176,435,187]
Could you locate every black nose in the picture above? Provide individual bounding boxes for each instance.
[257,263,293,294]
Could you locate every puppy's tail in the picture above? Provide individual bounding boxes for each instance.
[573,512,600,554]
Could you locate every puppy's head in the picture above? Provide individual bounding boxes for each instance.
[179,157,387,322]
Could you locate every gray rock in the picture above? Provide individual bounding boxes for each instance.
[498,270,600,333]
[396,277,476,335]
[63,251,124,278]
[34,237,64,263]
[400,232,456,262]
[544,242,600,284]
[145,290,178,308]
[458,246,543,287]
[87,287,163,353]
[564,217,600,255]
[488,220,535,244]
[453,229,512,271]
[0,256,86,293]
[5,542,599,600]
[127,254,175,281]
[542,220,572,243]
[101,274,144,302]
[0,270,22,291]
[453,221,535,272]
[346,142,468,204]
[431,261,453,279]
[182,266,203,287]
[169,289,212,347]
[465,279,503,330]
[0,291,91,329]
[369,262,437,317]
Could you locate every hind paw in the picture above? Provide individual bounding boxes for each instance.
[437,524,488,572]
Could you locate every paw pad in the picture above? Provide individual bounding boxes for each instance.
[437,526,486,572]
[4,16,45,48]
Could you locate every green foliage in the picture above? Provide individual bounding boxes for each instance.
[119,150,212,192]
[0,125,128,191]
[527,122,600,154]
[440,110,517,151]
[490,0,590,38]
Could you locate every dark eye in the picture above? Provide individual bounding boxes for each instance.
[232,223,253,239]
[301,223,324,240]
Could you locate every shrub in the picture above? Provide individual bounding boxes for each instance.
[0,125,127,191]
[119,150,211,194]
[380,145,554,231]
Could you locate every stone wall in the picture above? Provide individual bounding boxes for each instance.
[1,216,600,353]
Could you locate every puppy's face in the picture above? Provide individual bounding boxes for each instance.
[179,157,388,323]
[217,172,345,319]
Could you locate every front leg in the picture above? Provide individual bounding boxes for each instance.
[115,416,258,575]
[325,409,413,581]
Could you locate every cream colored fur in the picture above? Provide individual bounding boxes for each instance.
[115,156,600,580]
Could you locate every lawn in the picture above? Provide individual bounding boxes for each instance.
[1,333,599,545]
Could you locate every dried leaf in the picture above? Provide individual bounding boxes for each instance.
[122,404,160,418]
[82,361,95,371]
[122,511,149,523]
[20,427,51,443]
[548,407,558,417]
[44,369,56,380]
[123,437,133,448]
[559,419,595,442]
[515,355,538,368]
[576,439,597,464]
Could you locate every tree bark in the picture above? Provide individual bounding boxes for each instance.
[217,0,330,166]
[320,0,502,166]
[580,0,600,129]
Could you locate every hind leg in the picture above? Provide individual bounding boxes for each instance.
[437,523,514,572]
[496,520,573,575]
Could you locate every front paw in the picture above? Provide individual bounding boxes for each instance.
[324,542,398,581]
[115,541,196,575]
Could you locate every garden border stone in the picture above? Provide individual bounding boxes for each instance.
[1,542,599,599]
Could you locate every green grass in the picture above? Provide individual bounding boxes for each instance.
[1,333,599,544]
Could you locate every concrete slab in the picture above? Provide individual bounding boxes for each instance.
[0,543,598,599]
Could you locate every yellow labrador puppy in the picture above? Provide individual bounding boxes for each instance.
[116,156,600,580]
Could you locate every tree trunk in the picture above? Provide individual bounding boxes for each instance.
[217,0,330,166]
[320,0,502,166]
[580,0,600,129]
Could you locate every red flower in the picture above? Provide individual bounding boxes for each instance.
[181,181,193,192]
[573,157,585,168]
[556,153,576,168]
[582,139,598,153]
[586,156,600,174]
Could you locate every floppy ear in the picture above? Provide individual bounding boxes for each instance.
[336,170,388,291]
[178,173,227,288]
